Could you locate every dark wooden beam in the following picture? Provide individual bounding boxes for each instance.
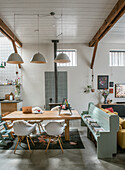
[52,40,59,103]
[0,18,22,47]
[90,40,98,69]
[12,40,21,69]
[89,0,125,47]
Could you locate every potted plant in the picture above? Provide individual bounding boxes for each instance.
[15,78,21,100]
[102,89,109,104]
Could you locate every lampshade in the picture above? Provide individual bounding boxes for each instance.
[7,53,24,64]
[54,53,70,63]
[30,52,47,63]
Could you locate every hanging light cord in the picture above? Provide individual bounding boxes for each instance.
[14,13,15,43]
[37,14,39,52]
[61,11,64,52]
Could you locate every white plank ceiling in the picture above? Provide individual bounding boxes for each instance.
[0,0,121,44]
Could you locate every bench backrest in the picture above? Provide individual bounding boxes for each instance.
[88,102,119,132]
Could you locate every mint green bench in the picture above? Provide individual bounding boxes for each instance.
[81,102,119,159]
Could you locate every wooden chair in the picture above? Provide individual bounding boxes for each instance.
[0,114,13,146]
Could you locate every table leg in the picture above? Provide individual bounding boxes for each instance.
[65,120,69,141]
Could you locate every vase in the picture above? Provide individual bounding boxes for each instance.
[104,97,107,104]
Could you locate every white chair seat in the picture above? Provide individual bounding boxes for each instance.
[43,122,66,153]
[51,106,65,125]
[13,120,36,153]
[28,120,43,134]
[13,120,36,136]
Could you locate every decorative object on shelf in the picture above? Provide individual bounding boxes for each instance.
[54,13,70,63]
[102,89,109,104]
[30,14,47,64]
[91,69,95,92]
[7,14,24,64]
[15,78,21,100]
[84,85,92,93]
[109,82,114,87]
[9,92,14,100]
[6,79,14,85]
[98,75,109,89]
[109,88,113,94]
[0,62,6,68]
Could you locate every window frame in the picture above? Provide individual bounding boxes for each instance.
[57,49,77,67]
[109,50,125,67]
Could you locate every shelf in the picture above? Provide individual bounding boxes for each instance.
[0,84,15,86]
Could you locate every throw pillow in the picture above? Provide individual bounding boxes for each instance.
[114,112,118,115]
[105,107,114,113]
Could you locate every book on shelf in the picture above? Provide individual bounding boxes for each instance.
[83,114,91,119]
[86,118,97,124]
[90,122,101,128]
[93,127,105,135]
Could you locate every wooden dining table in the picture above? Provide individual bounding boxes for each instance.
[2,109,81,141]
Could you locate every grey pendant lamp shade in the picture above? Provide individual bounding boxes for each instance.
[30,52,47,63]
[7,53,24,64]
[54,53,70,63]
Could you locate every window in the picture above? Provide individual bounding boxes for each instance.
[109,50,125,66]
[57,49,77,67]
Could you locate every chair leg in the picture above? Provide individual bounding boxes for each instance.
[59,136,63,145]
[45,137,51,152]
[40,124,44,131]
[38,123,42,134]
[19,136,22,146]
[14,137,20,154]
[29,136,35,146]
[58,137,64,153]
[26,137,31,153]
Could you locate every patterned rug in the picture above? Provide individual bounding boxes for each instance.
[0,129,85,150]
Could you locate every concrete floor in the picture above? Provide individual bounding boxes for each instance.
[0,120,125,170]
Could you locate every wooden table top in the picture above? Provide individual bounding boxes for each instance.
[2,110,81,121]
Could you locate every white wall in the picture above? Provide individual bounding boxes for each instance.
[21,42,125,113]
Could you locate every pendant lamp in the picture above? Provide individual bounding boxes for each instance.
[7,14,24,64]
[54,13,70,63]
[30,14,47,64]
[54,53,70,63]
[30,52,46,63]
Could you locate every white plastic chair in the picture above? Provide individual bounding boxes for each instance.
[51,106,65,125]
[28,107,44,134]
[13,120,36,153]
[43,122,66,153]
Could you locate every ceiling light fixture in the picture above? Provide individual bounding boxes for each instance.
[7,14,24,64]
[30,14,47,64]
[54,13,70,63]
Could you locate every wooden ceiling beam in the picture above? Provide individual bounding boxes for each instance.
[89,0,125,47]
[90,40,98,69]
[0,18,22,47]
[0,18,22,69]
